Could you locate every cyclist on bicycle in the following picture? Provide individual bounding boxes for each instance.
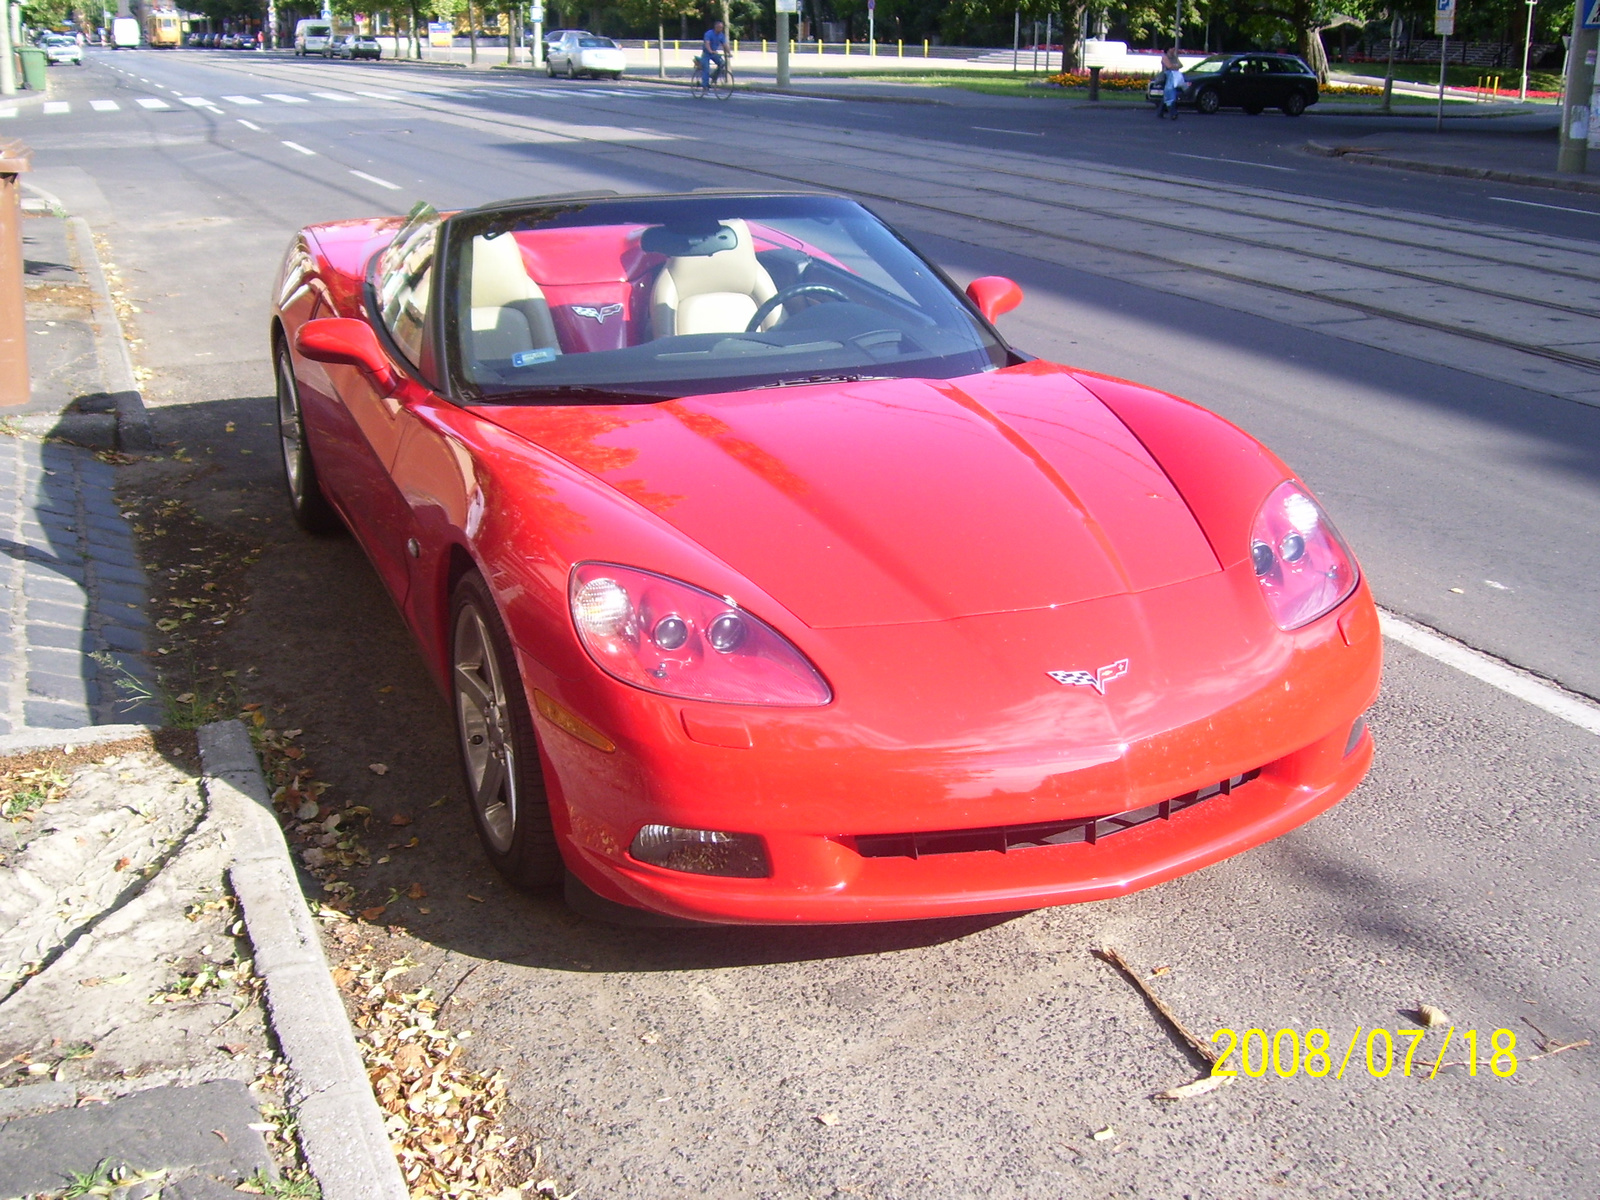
[700,20,728,90]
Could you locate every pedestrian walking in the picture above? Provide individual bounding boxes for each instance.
[1158,47,1184,119]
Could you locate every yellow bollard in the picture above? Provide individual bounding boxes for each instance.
[870,38,875,55]
[897,38,902,57]
[923,38,929,57]
[844,38,849,55]
[762,38,766,53]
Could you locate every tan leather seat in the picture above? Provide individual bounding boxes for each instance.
[469,234,560,362]
[650,219,778,338]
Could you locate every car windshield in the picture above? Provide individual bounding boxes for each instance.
[438,194,1009,405]
[1184,56,1227,75]
[578,37,615,47]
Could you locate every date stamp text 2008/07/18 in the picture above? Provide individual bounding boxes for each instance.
[1210,1027,1518,1080]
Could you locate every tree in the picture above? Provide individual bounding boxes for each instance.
[617,0,698,72]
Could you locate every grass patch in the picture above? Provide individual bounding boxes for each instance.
[1334,60,1564,94]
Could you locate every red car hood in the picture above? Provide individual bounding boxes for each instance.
[481,363,1221,629]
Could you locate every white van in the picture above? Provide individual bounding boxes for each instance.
[294,19,333,55]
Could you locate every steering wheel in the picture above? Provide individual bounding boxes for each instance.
[745,285,850,333]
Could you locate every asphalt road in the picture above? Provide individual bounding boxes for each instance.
[12,49,1599,1198]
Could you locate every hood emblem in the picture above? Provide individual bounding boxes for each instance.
[572,303,624,323]
[1048,659,1129,696]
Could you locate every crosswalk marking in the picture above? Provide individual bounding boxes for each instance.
[0,106,16,119]
[354,90,401,99]
[311,91,357,102]
[89,100,121,112]
[180,96,220,108]
[42,102,69,114]
[136,97,170,109]
[222,95,262,105]
[262,93,309,104]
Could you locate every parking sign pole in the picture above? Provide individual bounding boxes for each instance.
[775,0,793,87]
[1559,0,1599,171]
[1434,0,1454,132]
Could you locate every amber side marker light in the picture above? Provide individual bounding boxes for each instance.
[533,690,616,753]
[630,825,773,878]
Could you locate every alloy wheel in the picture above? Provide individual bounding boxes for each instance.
[454,602,518,854]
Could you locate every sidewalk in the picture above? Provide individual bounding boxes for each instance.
[1,185,408,1196]
[1304,108,1600,194]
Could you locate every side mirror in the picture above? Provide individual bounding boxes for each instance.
[966,276,1024,323]
[295,318,397,393]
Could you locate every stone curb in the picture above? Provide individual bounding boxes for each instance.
[1304,139,1600,195]
[0,722,159,757]
[68,213,155,452]
[196,720,408,1200]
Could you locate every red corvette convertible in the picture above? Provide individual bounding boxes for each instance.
[272,191,1380,924]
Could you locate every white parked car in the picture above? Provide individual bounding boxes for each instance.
[546,32,625,80]
[42,34,85,65]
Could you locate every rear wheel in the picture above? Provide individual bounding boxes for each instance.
[568,58,579,78]
[1195,87,1220,114]
[450,572,563,889]
[1282,91,1307,116]
[274,338,340,534]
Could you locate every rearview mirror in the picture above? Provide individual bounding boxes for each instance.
[966,276,1023,323]
[295,318,397,393]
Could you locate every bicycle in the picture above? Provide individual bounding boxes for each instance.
[690,53,735,100]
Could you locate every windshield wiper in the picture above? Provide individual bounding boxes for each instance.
[488,384,671,405]
[749,372,892,390]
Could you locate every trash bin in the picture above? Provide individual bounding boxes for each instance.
[15,47,47,91]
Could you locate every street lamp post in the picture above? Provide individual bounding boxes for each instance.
[1521,0,1537,101]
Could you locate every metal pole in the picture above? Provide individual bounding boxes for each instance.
[1436,31,1448,130]
[1521,0,1537,100]
[776,8,790,87]
[0,0,14,96]
[1174,0,1181,48]
[1558,1,1595,171]
[1012,9,1018,72]
[1382,11,1397,111]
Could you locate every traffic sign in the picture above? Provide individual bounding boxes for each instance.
[1585,0,1600,30]
[1435,0,1455,36]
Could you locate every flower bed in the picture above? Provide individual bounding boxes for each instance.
[1043,71,1156,91]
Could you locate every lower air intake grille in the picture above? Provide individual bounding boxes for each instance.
[851,770,1261,860]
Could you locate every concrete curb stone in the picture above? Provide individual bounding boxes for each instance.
[1304,138,1600,195]
[196,720,409,1200]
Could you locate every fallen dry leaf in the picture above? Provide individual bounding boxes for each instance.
[1092,1126,1116,1142]
[815,1112,840,1126]
[407,883,427,900]
[467,894,486,904]
[1154,1074,1235,1101]
[113,857,131,872]
[212,1128,229,1143]
[368,763,390,776]
[331,968,356,987]
[1151,965,1172,976]
[221,1043,250,1056]
[390,813,413,827]
[360,906,387,922]
[1418,1004,1451,1028]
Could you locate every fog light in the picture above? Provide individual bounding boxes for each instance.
[629,824,771,878]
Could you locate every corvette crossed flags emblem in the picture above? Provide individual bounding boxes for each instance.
[572,303,624,323]
[1048,659,1129,696]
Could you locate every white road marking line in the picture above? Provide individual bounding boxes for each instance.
[135,97,170,109]
[237,118,262,130]
[311,91,358,101]
[222,94,263,105]
[1170,151,1297,173]
[263,93,309,104]
[90,100,120,111]
[354,90,401,99]
[0,106,15,119]
[349,169,401,190]
[42,102,70,114]
[1488,195,1600,216]
[1379,609,1600,737]
[972,125,1044,136]
[281,140,317,155]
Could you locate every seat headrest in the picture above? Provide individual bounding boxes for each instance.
[471,234,543,308]
[658,219,760,295]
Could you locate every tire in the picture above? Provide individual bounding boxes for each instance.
[567,58,578,78]
[1195,87,1220,114]
[547,58,556,77]
[714,66,733,99]
[1282,91,1306,116]
[450,572,563,889]
[274,337,341,534]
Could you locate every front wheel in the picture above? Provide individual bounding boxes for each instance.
[714,66,734,99]
[274,338,340,534]
[547,58,556,77]
[1195,87,1220,114]
[1282,91,1307,116]
[450,572,563,889]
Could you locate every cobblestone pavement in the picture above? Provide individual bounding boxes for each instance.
[0,436,160,733]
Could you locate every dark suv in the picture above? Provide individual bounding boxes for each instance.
[1149,53,1319,116]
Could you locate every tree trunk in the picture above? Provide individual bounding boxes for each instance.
[1300,24,1329,83]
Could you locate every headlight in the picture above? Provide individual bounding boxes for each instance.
[569,563,831,706]
[1249,480,1357,629]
